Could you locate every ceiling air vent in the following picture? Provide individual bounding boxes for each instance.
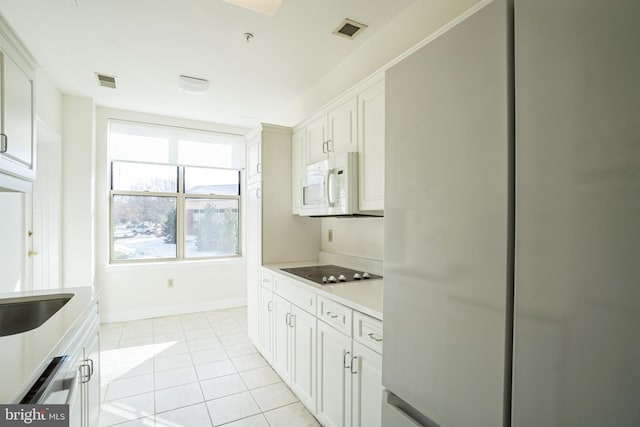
[96,73,117,89]
[333,18,367,40]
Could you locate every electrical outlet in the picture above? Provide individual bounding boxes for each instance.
[328,229,333,243]
[168,278,174,287]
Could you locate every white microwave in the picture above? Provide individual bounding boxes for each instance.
[299,152,381,217]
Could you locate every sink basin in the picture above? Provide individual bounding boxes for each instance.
[0,293,73,337]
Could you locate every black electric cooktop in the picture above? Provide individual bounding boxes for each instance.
[280,265,382,285]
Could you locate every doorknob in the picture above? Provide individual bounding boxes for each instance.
[28,250,39,257]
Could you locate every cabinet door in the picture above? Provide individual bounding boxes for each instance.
[357,80,385,211]
[84,332,101,427]
[328,97,357,155]
[246,183,262,345]
[351,342,382,427]
[306,116,328,165]
[291,129,305,214]
[272,295,291,382]
[0,51,35,180]
[259,287,274,363]
[290,306,317,413]
[247,133,261,183]
[317,321,352,427]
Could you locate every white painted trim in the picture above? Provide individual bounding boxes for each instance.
[293,0,494,133]
[0,13,38,70]
[99,297,247,323]
[381,0,494,72]
[0,172,32,192]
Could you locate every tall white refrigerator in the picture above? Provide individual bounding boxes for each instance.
[382,0,640,426]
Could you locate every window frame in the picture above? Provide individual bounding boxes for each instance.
[109,160,242,264]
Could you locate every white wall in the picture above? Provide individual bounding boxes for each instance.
[36,72,63,136]
[95,107,250,322]
[285,0,484,125]
[321,217,384,261]
[0,193,26,293]
[62,95,96,287]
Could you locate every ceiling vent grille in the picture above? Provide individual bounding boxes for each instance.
[96,73,117,89]
[333,18,367,40]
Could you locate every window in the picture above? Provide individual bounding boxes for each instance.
[108,120,244,262]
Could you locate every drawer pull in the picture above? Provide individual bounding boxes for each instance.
[367,332,383,342]
[350,355,358,374]
[326,311,340,319]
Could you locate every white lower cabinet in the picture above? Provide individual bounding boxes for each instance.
[317,318,383,427]
[351,342,382,427]
[317,320,353,427]
[272,293,317,413]
[82,329,101,427]
[259,286,274,364]
[256,270,383,427]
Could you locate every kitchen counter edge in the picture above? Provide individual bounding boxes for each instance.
[0,286,101,403]
[262,261,383,320]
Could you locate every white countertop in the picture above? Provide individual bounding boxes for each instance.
[0,286,100,403]
[263,260,384,320]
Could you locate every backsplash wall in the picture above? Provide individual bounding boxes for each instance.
[321,217,384,261]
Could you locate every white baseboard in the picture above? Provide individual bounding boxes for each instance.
[99,298,247,323]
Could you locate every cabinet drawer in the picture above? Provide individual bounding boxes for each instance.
[261,270,273,291]
[353,311,383,354]
[318,296,352,336]
[274,276,316,315]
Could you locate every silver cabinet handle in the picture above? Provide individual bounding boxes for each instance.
[289,314,295,328]
[322,141,328,154]
[255,188,261,199]
[351,355,358,374]
[256,162,261,174]
[326,311,339,319]
[368,332,383,342]
[79,362,91,384]
[326,139,333,152]
[285,312,291,326]
[0,133,7,153]
[87,358,94,377]
[267,300,273,312]
[343,350,351,369]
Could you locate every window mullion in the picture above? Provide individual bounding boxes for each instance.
[177,166,185,260]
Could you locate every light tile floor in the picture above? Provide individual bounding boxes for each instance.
[99,307,321,427]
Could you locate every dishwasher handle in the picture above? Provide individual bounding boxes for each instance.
[41,370,80,405]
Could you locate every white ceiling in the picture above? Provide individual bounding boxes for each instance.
[0,0,415,128]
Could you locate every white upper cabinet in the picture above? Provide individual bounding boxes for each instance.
[291,129,305,214]
[357,79,385,211]
[294,74,385,214]
[306,115,328,165]
[0,21,36,183]
[306,96,358,165]
[246,132,261,184]
[327,97,358,156]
